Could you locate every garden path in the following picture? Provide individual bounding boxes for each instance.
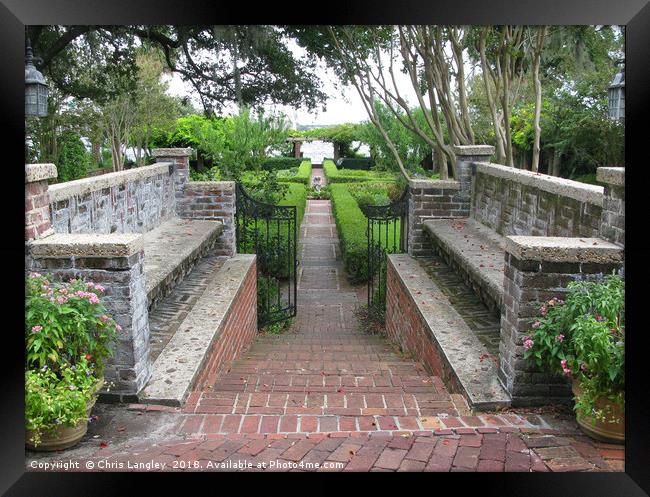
[24,168,624,472]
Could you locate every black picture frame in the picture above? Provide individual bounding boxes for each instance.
[1,0,648,494]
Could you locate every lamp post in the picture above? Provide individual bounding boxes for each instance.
[608,58,625,123]
[25,39,49,118]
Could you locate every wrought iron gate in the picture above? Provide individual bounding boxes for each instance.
[235,183,297,327]
[363,190,409,311]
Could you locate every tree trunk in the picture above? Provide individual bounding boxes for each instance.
[531,27,547,173]
[550,148,561,176]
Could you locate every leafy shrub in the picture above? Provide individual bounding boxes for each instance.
[26,273,120,376]
[25,357,98,447]
[56,131,90,182]
[336,157,375,170]
[262,157,303,171]
[523,274,625,424]
[190,166,221,182]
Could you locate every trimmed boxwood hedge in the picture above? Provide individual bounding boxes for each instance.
[262,156,304,171]
[329,184,369,284]
[323,159,396,184]
[276,160,312,184]
[337,157,375,170]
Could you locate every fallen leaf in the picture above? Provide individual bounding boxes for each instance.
[99,441,108,448]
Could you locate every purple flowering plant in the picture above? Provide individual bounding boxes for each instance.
[523,274,624,423]
[25,273,120,376]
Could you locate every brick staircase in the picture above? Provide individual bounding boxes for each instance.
[176,197,544,436]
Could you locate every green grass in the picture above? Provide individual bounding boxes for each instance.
[329,183,402,284]
[277,160,312,185]
[323,159,396,184]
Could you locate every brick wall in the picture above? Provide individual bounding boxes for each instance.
[177,181,236,256]
[472,163,603,238]
[25,164,57,240]
[385,261,463,395]
[408,146,494,257]
[193,260,257,390]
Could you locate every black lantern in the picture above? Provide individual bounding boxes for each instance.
[25,39,48,118]
[608,59,625,122]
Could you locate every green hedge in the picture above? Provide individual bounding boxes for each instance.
[262,156,304,171]
[323,159,396,184]
[329,184,369,284]
[337,157,375,170]
[277,160,312,185]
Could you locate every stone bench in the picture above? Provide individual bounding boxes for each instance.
[423,218,505,314]
[142,218,223,310]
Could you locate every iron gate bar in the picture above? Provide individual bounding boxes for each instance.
[235,183,298,327]
[362,189,409,310]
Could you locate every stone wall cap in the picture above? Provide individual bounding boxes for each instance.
[408,178,461,190]
[184,181,235,191]
[28,233,143,258]
[597,167,625,187]
[152,148,193,158]
[48,163,171,203]
[26,163,57,183]
[476,162,604,206]
[505,236,623,263]
[452,145,495,157]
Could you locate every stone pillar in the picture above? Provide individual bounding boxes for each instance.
[152,148,192,207]
[597,167,624,247]
[452,145,495,207]
[25,163,57,241]
[28,233,151,402]
[499,235,624,406]
[293,141,302,159]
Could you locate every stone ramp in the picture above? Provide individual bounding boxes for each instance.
[142,218,223,310]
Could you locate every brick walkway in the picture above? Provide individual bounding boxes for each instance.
[25,179,624,472]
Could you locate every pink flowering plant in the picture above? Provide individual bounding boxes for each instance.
[523,274,625,424]
[25,273,120,376]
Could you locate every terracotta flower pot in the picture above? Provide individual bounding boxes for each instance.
[26,376,103,452]
[572,379,624,444]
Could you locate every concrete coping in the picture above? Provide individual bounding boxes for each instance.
[29,233,143,258]
[452,145,495,157]
[476,162,604,207]
[48,163,171,203]
[26,164,57,183]
[505,236,623,263]
[152,147,193,158]
[408,178,461,190]
[597,167,625,187]
[184,181,235,192]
